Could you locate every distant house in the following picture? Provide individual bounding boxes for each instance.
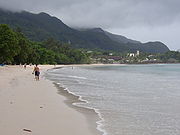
[87,51,93,53]
[127,50,140,57]
[141,58,149,62]
[148,55,154,57]
[128,53,135,57]
[107,56,122,61]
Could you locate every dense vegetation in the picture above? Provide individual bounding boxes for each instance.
[0,24,179,65]
[87,49,180,64]
[157,51,180,63]
[0,9,169,53]
[0,24,90,64]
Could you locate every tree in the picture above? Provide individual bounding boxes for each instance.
[13,29,32,64]
[0,24,91,65]
[0,24,19,64]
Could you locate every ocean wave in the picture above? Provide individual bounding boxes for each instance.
[55,82,107,135]
[68,75,87,80]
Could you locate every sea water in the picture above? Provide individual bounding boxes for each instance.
[45,64,180,135]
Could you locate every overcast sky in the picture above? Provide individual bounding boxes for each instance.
[0,0,180,50]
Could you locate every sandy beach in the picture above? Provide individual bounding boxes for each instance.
[0,65,101,135]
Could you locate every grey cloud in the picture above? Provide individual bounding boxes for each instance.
[0,0,180,49]
[1,0,180,28]
[53,0,180,28]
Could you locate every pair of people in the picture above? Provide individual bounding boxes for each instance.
[32,64,40,81]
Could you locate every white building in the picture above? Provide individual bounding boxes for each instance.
[127,51,140,57]
[129,53,135,57]
[87,51,93,53]
[136,50,140,56]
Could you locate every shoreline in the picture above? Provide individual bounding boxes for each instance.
[45,63,180,135]
[45,65,107,135]
[53,83,104,135]
[1,63,177,135]
[0,65,102,135]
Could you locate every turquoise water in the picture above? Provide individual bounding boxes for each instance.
[46,64,180,135]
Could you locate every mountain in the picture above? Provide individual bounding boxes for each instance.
[0,9,170,53]
[81,28,169,53]
[104,30,141,44]
[0,9,129,51]
[103,29,169,53]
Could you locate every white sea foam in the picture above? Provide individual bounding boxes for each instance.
[68,75,87,79]
[73,97,108,135]
[46,64,180,135]
[61,85,107,135]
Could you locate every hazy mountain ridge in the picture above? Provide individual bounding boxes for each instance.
[81,28,169,53]
[0,9,170,53]
[104,30,141,44]
[78,27,141,44]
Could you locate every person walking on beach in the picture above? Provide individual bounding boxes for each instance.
[32,64,40,81]
[24,63,27,69]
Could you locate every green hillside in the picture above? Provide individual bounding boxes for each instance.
[0,9,170,53]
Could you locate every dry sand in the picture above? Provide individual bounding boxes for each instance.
[0,65,101,135]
